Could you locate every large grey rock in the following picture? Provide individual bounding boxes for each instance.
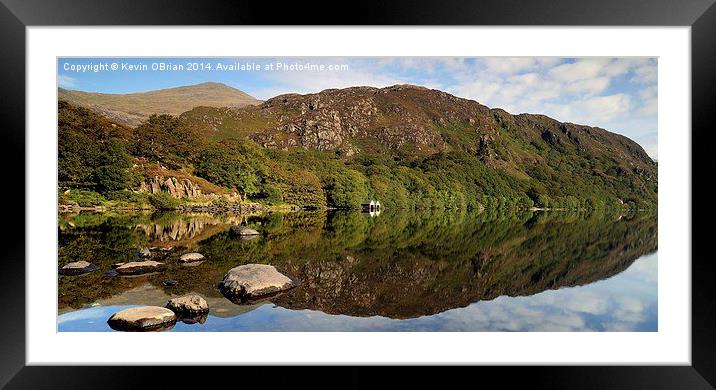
[115,260,166,275]
[219,264,296,302]
[59,261,97,276]
[178,252,205,263]
[230,225,260,237]
[166,294,209,317]
[107,306,176,331]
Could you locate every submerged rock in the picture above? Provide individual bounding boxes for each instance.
[219,264,296,302]
[115,260,166,275]
[107,306,176,331]
[59,261,98,276]
[179,313,208,325]
[162,279,178,287]
[230,225,260,237]
[136,247,152,258]
[166,294,209,317]
[178,252,205,263]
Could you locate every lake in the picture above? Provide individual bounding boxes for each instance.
[57,209,657,332]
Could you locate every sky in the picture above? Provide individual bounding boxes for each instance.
[58,57,657,159]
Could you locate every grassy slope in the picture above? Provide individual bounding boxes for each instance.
[59,82,261,127]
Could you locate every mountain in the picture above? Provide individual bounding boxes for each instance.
[176,84,657,208]
[58,82,261,126]
[57,84,657,211]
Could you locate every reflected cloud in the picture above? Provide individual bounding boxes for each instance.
[59,253,657,332]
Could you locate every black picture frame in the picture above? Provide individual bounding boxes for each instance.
[1,0,714,388]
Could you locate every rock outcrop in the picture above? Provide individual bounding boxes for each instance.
[139,176,202,198]
[107,306,176,331]
[219,264,296,302]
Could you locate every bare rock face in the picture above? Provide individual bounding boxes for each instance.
[115,260,166,275]
[219,264,296,302]
[59,261,98,276]
[178,252,205,263]
[107,306,176,331]
[229,225,260,237]
[139,176,202,198]
[166,294,209,317]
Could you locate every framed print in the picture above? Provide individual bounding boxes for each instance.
[2,0,715,388]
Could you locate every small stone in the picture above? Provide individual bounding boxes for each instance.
[136,247,152,258]
[59,261,97,276]
[219,264,296,302]
[162,279,178,287]
[230,225,260,236]
[115,260,166,275]
[166,294,209,317]
[179,252,205,263]
[107,306,176,331]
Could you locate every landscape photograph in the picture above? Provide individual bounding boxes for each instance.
[56,57,657,332]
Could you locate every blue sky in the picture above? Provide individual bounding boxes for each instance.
[58,57,657,158]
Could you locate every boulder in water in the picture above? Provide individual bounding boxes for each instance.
[219,264,296,302]
[230,225,260,237]
[59,261,97,276]
[136,247,152,258]
[166,294,209,317]
[107,306,176,331]
[115,261,166,275]
[178,252,205,263]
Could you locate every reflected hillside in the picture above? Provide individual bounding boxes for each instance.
[58,210,656,319]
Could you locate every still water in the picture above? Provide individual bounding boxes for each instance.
[57,209,657,332]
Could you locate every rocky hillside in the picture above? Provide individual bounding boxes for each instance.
[177,84,657,209]
[59,82,261,127]
[58,84,657,211]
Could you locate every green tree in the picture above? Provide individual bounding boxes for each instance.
[325,170,370,209]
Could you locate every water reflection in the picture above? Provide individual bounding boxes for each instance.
[57,209,657,331]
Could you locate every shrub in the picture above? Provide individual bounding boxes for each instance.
[60,189,107,207]
[105,190,150,205]
[149,192,180,210]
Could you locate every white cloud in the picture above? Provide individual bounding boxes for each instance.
[577,93,632,122]
[249,67,405,100]
[631,61,658,84]
[548,58,610,82]
[482,57,560,74]
[563,76,611,96]
[58,74,78,88]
